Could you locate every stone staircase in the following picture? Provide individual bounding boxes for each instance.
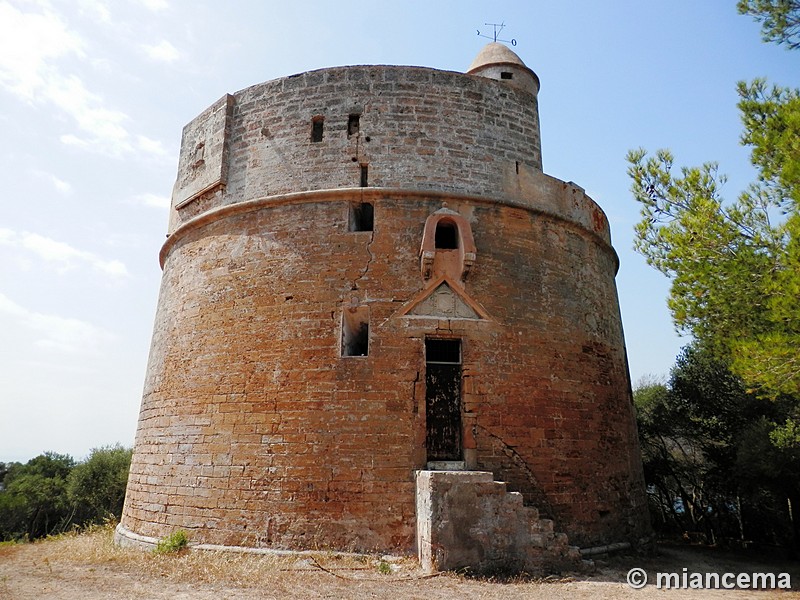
[416,470,583,574]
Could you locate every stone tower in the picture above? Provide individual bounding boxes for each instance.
[118,43,650,562]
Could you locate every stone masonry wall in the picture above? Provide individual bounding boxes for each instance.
[121,189,649,551]
[168,66,543,233]
[121,59,649,555]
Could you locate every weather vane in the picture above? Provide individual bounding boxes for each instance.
[477,22,517,46]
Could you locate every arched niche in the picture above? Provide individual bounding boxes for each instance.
[419,207,476,285]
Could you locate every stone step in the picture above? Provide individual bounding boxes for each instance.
[523,504,540,521]
[532,516,554,533]
[416,470,583,574]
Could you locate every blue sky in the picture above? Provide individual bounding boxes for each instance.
[0,0,796,462]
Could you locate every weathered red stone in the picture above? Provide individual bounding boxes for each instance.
[119,45,650,554]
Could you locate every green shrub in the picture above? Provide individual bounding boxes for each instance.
[0,447,133,542]
[377,559,391,575]
[154,530,189,554]
[67,445,132,525]
[0,452,75,540]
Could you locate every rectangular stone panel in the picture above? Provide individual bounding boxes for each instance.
[174,94,235,208]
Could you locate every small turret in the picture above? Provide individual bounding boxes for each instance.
[467,42,540,96]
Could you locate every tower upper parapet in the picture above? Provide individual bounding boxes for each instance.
[167,64,546,233]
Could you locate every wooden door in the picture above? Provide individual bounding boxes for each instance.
[425,339,462,462]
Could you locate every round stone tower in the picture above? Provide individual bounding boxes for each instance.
[118,44,650,554]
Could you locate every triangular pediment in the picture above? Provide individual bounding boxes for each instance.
[399,279,490,321]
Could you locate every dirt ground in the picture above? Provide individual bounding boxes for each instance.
[1,527,799,599]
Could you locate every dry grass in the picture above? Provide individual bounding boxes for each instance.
[28,522,424,587]
[3,525,799,599]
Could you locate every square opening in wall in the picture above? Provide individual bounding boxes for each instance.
[425,338,461,364]
[348,114,360,137]
[311,116,324,142]
[342,306,369,357]
[349,202,374,232]
[500,72,513,80]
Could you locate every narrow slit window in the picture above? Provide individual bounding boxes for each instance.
[434,220,459,249]
[500,71,513,80]
[342,306,369,357]
[348,114,360,137]
[360,164,368,187]
[311,116,324,143]
[349,202,374,232]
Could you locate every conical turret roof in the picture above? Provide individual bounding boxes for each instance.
[466,42,539,94]
[467,42,528,73]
